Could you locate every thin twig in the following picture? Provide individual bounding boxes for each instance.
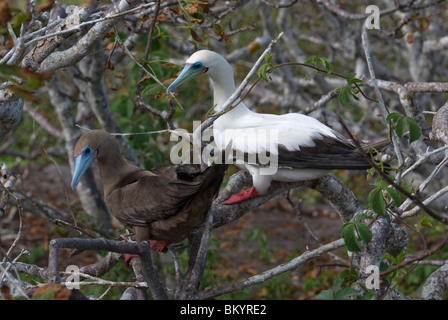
[47,237,167,299]
[361,27,405,164]
[114,27,184,111]
[214,60,377,118]
[136,0,161,96]
[24,3,158,49]
[60,270,148,288]
[0,178,24,260]
[338,115,448,225]
[48,218,97,238]
[380,232,448,278]
[198,238,345,299]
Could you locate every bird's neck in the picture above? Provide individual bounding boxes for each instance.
[212,80,237,112]
[97,149,140,197]
[210,70,251,119]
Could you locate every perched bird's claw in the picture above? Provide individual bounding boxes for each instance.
[223,186,261,205]
[149,240,171,253]
[123,253,140,266]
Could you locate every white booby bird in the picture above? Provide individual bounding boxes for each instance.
[168,50,386,204]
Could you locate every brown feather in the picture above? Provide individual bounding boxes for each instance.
[74,130,227,244]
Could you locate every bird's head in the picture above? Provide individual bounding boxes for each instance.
[71,130,112,190]
[167,50,231,94]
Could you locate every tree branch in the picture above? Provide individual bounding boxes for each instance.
[47,237,167,300]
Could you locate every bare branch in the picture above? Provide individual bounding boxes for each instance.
[47,237,167,300]
[199,238,345,299]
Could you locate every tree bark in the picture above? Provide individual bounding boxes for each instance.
[0,89,23,143]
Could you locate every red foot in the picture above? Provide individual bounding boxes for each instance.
[123,241,172,265]
[123,253,140,266]
[223,186,261,205]
[149,240,171,253]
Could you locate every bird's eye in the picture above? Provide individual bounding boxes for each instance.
[192,62,202,70]
[84,147,92,154]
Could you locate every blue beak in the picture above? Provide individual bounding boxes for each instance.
[71,150,97,190]
[167,64,206,94]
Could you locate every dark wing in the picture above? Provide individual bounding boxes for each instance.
[105,164,227,235]
[228,133,373,170]
[148,164,227,241]
[275,134,372,170]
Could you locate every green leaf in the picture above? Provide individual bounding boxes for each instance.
[304,56,318,65]
[385,187,402,206]
[316,277,359,300]
[25,77,42,90]
[334,287,360,300]
[381,251,406,265]
[381,253,396,264]
[356,223,373,245]
[368,189,387,216]
[387,113,420,143]
[420,215,433,228]
[355,213,374,222]
[346,72,362,85]
[257,64,272,82]
[339,86,352,107]
[11,12,31,29]
[379,261,389,272]
[265,53,274,64]
[125,99,134,118]
[316,289,334,300]
[396,251,406,264]
[395,116,406,138]
[350,89,360,101]
[333,277,344,291]
[339,269,359,286]
[346,72,356,84]
[319,57,333,75]
[141,83,164,97]
[406,117,421,143]
[342,223,361,252]
[372,178,385,188]
[386,112,401,123]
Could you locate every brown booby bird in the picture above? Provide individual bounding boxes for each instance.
[71,130,227,256]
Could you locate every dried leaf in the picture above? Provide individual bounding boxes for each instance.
[169,7,183,16]
[6,85,40,103]
[185,1,210,14]
[214,24,231,44]
[1,284,14,300]
[105,76,118,91]
[248,41,260,53]
[32,284,72,300]
[421,17,430,31]
[190,17,204,24]
[138,75,153,85]
[157,13,169,21]
[190,29,202,42]
[406,33,415,44]
[0,1,12,28]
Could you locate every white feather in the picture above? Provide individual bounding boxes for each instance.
[184,50,354,194]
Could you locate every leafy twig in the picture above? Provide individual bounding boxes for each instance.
[338,115,448,225]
